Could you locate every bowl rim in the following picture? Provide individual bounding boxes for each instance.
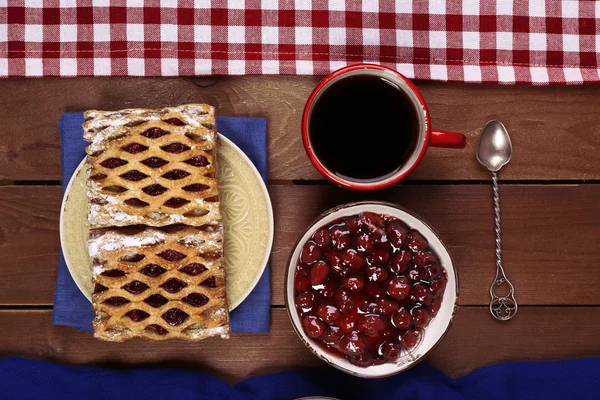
[284,200,459,378]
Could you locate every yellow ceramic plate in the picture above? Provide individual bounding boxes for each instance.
[60,134,273,311]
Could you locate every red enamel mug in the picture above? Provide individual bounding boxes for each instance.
[302,64,466,191]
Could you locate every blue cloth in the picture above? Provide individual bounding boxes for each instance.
[53,113,270,333]
[1,357,599,400]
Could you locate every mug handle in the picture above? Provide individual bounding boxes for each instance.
[430,130,467,148]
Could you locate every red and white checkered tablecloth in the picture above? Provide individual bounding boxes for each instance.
[1,1,599,84]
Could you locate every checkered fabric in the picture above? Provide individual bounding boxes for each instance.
[1,1,599,84]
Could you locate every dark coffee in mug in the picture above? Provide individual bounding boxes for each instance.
[308,74,420,182]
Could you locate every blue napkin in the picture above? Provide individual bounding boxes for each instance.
[2,356,599,400]
[53,113,271,333]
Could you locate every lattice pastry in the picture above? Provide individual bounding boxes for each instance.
[84,104,220,228]
[90,225,230,341]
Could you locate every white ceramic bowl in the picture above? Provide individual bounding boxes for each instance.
[285,201,458,378]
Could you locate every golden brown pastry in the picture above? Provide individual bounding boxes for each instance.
[90,225,229,341]
[84,104,219,228]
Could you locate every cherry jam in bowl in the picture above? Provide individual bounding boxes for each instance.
[285,202,458,378]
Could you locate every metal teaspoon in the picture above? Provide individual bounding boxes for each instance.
[476,120,517,321]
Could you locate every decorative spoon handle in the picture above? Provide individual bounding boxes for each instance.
[489,171,518,320]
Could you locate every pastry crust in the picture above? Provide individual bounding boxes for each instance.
[84,104,219,228]
[90,225,230,341]
[84,104,230,342]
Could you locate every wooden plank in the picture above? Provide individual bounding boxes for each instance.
[0,307,598,383]
[1,77,600,181]
[1,184,598,306]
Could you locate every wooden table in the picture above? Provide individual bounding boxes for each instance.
[0,77,599,384]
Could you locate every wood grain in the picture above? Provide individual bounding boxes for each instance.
[0,307,598,383]
[1,77,599,181]
[1,184,598,306]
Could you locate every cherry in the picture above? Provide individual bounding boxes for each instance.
[430,276,447,297]
[162,308,189,326]
[157,249,186,261]
[313,228,331,248]
[340,249,366,270]
[93,284,108,293]
[125,309,150,322]
[386,220,408,249]
[429,297,442,316]
[164,117,186,126]
[121,280,149,295]
[411,283,433,306]
[303,316,325,338]
[142,127,169,139]
[185,156,210,167]
[103,296,130,307]
[181,293,209,307]
[380,342,401,361]
[342,275,365,292]
[340,331,367,355]
[301,241,322,265]
[121,143,148,154]
[160,278,187,293]
[322,325,343,343]
[357,314,386,336]
[413,251,439,268]
[392,308,412,329]
[407,267,421,284]
[365,265,388,283]
[325,252,348,277]
[161,142,191,154]
[296,291,316,310]
[142,184,169,196]
[201,276,217,288]
[100,158,128,169]
[296,263,310,276]
[375,298,399,316]
[162,169,191,180]
[316,281,337,299]
[141,264,168,277]
[421,264,443,281]
[316,304,341,323]
[401,329,421,348]
[164,197,191,208]
[144,294,169,308]
[141,157,169,168]
[179,263,206,276]
[365,283,387,299]
[182,183,210,192]
[345,216,361,235]
[388,276,411,301]
[146,324,169,336]
[336,312,359,333]
[310,260,330,286]
[368,248,390,265]
[354,233,375,253]
[330,226,351,251]
[120,170,148,181]
[412,307,430,328]
[355,293,371,313]
[101,269,126,278]
[359,212,385,235]
[349,353,374,367]
[389,250,412,274]
[407,231,428,252]
[335,287,355,313]
[295,274,311,292]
